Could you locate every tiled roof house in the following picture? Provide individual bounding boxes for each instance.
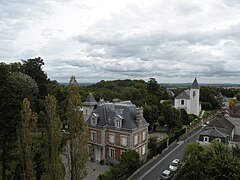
[82,94,149,164]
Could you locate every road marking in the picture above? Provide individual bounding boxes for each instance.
[138,141,184,180]
[138,128,203,180]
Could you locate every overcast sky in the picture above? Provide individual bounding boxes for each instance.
[1,0,240,83]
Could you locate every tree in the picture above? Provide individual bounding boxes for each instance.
[162,105,182,131]
[21,57,48,98]
[0,71,39,179]
[66,76,88,180]
[148,136,158,154]
[147,78,159,94]
[119,150,140,169]
[179,141,240,180]
[43,95,64,180]
[18,98,37,180]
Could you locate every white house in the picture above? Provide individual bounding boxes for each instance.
[174,78,201,116]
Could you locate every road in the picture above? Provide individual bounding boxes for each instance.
[130,127,203,180]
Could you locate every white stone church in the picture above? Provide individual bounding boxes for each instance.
[174,78,201,116]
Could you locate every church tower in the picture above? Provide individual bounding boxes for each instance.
[190,78,200,116]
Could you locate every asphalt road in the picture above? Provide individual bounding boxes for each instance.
[130,127,203,180]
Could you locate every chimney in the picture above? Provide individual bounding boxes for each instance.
[136,107,144,126]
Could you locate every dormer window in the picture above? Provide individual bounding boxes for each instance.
[114,116,122,128]
[91,113,98,126]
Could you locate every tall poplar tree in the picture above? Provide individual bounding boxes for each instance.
[44,95,64,180]
[66,76,88,180]
[19,98,37,180]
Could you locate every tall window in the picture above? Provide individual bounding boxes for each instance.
[142,145,146,155]
[109,133,115,144]
[91,117,97,125]
[121,136,127,147]
[193,91,196,97]
[114,119,122,128]
[109,148,115,159]
[91,131,96,142]
[181,100,184,105]
[134,134,138,146]
[142,131,146,141]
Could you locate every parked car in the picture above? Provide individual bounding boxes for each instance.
[169,159,180,172]
[159,169,173,180]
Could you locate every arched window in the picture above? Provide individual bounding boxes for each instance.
[181,100,184,105]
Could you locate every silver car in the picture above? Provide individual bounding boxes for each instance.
[169,159,180,172]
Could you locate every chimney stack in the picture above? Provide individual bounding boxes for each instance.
[136,107,144,126]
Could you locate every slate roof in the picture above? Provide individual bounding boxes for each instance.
[87,101,149,131]
[191,78,200,89]
[207,114,234,135]
[83,93,97,106]
[200,127,228,138]
[175,89,190,99]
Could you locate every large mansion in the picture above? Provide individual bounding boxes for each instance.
[82,94,149,164]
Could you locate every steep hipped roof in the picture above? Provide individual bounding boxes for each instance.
[200,127,228,138]
[207,114,234,135]
[87,101,148,130]
[175,89,190,99]
[191,78,200,89]
[83,93,97,106]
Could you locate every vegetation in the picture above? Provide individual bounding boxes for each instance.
[66,76,88,180]
[18,98,37,180]
[179,141,240,179]
[1,57,236,179]
[43,95,64,180]
[98,150,140,180]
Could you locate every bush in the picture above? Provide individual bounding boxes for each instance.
[201,102,213,111]
[100,160,104,165]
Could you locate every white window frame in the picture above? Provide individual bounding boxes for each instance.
[134,134,138,146]
[115,119,122,128]
[91,117,97,125]
[109,148,115,159]
[109,133,115,145]
[203,136,209,143]
[142,131,146,141]
[142,145,146,155]
[91,131,96,143]
[120,136,127,147]
[216,138,221,142]
[181,100,184,105]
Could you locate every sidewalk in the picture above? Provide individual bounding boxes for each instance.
[83,161,110,180]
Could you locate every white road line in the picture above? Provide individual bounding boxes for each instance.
[138,141,184,180]
[138,127,203,180]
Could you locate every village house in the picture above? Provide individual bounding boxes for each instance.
[198,113,234,144]
[174,78,201,116]
[82,93,149,164]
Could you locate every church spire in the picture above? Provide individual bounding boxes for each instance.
[191,78,199,89]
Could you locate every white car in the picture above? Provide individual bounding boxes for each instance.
[169,159,180,172]
[159,170,173,180]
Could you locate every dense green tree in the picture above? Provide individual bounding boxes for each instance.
[66,76,88,180]
[119,150,140,169]
[43,95,64,180]
[21,57,48,98]
[0,71,39,179]
[162,105,182,131]
[148,136,158,154]
[147,78,159,94]
[18,98,37,180]
[179,141,240,180]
